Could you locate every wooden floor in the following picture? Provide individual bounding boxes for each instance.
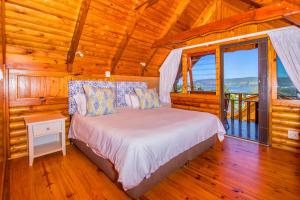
[7,137,300,200]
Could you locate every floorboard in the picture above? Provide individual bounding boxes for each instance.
[7,137,300,200]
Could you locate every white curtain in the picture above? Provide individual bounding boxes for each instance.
[268,26,300,92]
[159,48,183,103]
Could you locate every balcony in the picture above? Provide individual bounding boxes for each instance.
[224,93,259,141]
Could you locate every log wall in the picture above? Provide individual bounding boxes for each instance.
[2,0,298,160]
[171,93,220,117]
[0,0,6,196]
[269,43,300,153]
[7,69,159,159]
[271,102,300,153]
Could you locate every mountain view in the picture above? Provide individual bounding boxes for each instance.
[194,77,258,94]
[278,77,299,98]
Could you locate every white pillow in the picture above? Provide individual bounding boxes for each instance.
[74,93,87,116]
[130,94,140,109]
[125,94,132,107]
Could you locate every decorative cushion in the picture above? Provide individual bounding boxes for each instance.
[134,88,160,109]
[83,85,115,116]
[125,94,132,107]
[130,95,140,109]
[73,93,87,116]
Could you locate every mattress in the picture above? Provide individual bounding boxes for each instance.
[69,107,226,190]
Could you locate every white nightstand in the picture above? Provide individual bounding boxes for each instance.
[25,113,67,166]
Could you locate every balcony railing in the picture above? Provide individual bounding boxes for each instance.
[225,93,259,123]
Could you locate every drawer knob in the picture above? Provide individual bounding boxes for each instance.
[46,127,50,131]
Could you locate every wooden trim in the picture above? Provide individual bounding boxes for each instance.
[66,0,91,71]
[187,50,216,58]
[154,2,300,47]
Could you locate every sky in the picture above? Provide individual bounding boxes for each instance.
[276,56,289,78]
[224,49,258,79]
[192,49,259,80]
[180,48,289,83]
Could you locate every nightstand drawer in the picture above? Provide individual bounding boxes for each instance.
[33,121,62,137]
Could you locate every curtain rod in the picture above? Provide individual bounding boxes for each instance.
[180,26,295,51]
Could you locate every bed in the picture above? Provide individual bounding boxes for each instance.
[68,81,225,199]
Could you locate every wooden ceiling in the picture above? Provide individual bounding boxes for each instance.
[2,0,299,77]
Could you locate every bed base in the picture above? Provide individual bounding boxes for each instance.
[71,134,217,199]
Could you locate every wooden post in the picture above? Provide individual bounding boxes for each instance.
[255,101,259,124]
[188,57,194,91]
[238,94,242,121]
[231,99,234,120]
[182,54,188,93]
[247,101,251,122]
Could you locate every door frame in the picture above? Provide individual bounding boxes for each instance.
[220,38,269,145]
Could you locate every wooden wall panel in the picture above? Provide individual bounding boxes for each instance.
[271,103,300,153]
[7,69,159,159]
[268,41,300,153]
[2,0,298,159]
[0,0,6,196]
[171,93,220,116]
[5,0,81,72]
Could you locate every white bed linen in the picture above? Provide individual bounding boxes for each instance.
[69,107,225,190]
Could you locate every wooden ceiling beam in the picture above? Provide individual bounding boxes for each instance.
[67,0,91,72]
[153,2,300,48]
[141,0,191,75]
[135,0,159,10]
[111,0,159,75]
[284,13,300,26]
[238,0,261,8]
[192,0,218,28]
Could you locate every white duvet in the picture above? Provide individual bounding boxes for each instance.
[69,107,225,190]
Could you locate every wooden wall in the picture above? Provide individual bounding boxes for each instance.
[7,69,159,159]
[2,0,299,160]
[269,44,300,153]
[171,93,220,116]
[0,0,6,197]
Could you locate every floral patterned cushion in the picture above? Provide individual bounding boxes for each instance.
[83,85,115,116]
[134,88,160,109]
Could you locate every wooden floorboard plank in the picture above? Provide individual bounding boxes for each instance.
[7,137,300,200]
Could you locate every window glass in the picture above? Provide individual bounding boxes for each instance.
[190,54,216,92]
[277,56,299,99]
[175,72,190,93]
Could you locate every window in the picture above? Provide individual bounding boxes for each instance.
[174,52,216,93]
[189,53,216,93]
[277,56,299,99]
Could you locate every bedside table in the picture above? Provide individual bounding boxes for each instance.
[24,113,67,166]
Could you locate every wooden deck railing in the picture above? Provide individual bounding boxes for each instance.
[225,93,258,123]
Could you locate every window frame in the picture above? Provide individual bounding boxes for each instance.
[186,50,217,94]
